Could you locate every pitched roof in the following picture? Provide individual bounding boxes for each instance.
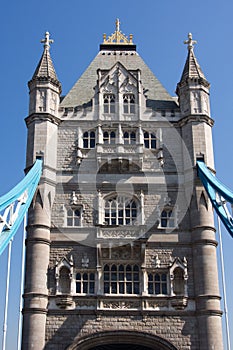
[179,48,207,82]
[60,49,178,110]
[31,47,60,84]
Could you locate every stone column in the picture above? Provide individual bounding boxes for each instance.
[191,186,223,350]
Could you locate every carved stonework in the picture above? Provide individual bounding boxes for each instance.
[146,300,169,309]
[101,300,140,309]
[75,299,96,309]
[55,295,73,309]
[170,296,188,310]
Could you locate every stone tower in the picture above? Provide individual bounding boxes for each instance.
[22,22,223,350]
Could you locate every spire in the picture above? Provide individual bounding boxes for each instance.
[29,32,61,89]
[178,33,209,86]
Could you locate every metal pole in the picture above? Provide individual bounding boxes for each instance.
[2,239,13,350]
[17,215,27,350]
[217,216,231,350]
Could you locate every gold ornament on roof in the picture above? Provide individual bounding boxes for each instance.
[103,19,133,45]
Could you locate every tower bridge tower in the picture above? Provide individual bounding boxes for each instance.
[22,22,223,350]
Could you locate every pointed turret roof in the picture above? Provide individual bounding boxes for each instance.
[178,33,209,85]
[29,32,61,88]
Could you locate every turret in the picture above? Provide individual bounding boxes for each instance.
[22,32,61,350]
[176,33,210,118]
[28,31,61,117]
[177,34,223,350]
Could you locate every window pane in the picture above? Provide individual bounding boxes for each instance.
[111,282,117,293]
[155,283,160,294]
[74,217,80,226]
[162,283,167,294]
[123,104,128,114]
[67,218,73,226]
[90,282,95,294]
[104,282,109,293]
[126,283,132,294]
[134,282,139,294]
[76,273,81,280]
[76,282,81,293]
[119,282,124,294]
[90,138,95,148]
[110,104,115,114]
[119,265,124,271]
[104,104,108,113]
[144,140,149,148]
[148,283,153,294]
[126,273,132,281]
[83,282,88,293]
[130,104,135,114]
[104,273,109,281]
[111,265,117,271]
[151,139,156,149]
[148,274,153,281]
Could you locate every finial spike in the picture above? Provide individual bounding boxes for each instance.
[116,18,120,32]
[41,31,54,49]
[184,33,197,51]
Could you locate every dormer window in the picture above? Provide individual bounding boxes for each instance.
[103,94,115,114]
[144,132,157,149]
[83,131,96,148]
[123,94,135,114]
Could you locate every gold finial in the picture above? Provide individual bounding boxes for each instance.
[102,18,133,45]
[184,33,197,51]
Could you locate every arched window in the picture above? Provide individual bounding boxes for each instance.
[160,208,175,228]
[103,264,140,294]
[144,132,157,149]
[123,131,136,145]
[103,94,115,114]
[103,131,116,144]
[83,131,96,148]
[123,94,135,114]
[59,266,71,294]
[148,273,167,295]
[104,196,138,225]
[67,208,81,226]
[76,272,95,294]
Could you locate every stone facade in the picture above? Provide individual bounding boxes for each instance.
[21,25,223,350]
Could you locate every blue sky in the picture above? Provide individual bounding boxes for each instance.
[0,0,232,348]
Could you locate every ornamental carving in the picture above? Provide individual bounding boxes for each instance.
[146,300,169,309]
[102,300,140,309]
[75,300,96,309]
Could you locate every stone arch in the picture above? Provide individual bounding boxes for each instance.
[67,330,178,350]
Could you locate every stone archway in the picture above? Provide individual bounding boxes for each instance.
[67,330,178,350]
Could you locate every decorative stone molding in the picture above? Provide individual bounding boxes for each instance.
[55,295,74,309]
[170,296,188,310]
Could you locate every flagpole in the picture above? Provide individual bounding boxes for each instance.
[2,239,13,350]
[217,215,231,350]
[17,215,27,350]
